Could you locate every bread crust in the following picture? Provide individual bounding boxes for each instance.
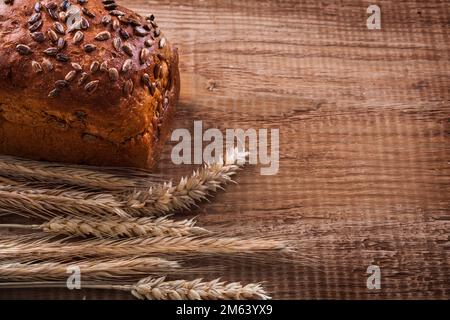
[0,0,180,168]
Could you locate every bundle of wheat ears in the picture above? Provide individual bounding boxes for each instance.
[0,149,290,300]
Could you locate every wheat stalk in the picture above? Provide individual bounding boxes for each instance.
[0,258,181,281]
[0,276,271,300]
[0,235,291,260]
[0,154,162,190]
[0,185,128,219]
[0,216,210,238]
[125,148,246,216]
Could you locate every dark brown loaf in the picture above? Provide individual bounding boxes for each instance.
[0,0,180,168]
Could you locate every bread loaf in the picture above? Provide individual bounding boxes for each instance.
[0,0,180,168]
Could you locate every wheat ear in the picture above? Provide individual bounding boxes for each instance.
[0,235,290,260]
[0,216,210,238]
[0,276,271,300]
[125,276,271,300]
[0,154,162,190]
[125,148,246,216]
[0,258,180,281]
[0,185,128,219]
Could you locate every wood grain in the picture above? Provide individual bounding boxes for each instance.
[1,0,449,299]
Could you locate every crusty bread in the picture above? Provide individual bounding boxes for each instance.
[0,0,180,168]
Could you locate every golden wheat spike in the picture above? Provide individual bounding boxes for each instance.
[0,154,162,190]
[0,258,180,281]
[0,216,210,238]
[126,276,271,300]
[0,235,291,260]
[0,185,128,219]
[125,148,247,216]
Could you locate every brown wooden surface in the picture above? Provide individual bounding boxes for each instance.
[1,0,450,300]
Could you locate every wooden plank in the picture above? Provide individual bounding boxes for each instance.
[1,0,449,299]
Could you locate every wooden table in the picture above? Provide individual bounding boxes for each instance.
[2,0,450,300]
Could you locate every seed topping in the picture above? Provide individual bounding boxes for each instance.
[134,26,148,37]
[73,31,84,44]
[71,63,82,72]
[16,44,33,55]
[109,10,125,16]
[29,19,43,32]
[90,61,100,73]
[121,59,133,72]
[42,58,53,71]
[31,60,43,73]
[48,29,58,42]
[95,31,111,41]
[122,44,133,56]
[82,7,95,18]
[112,37,121,51]
[65,70,77,82]
[43,47,58,56]
[31,32,46,43]
[84,44,97,53]
[123,79,133,96]
[108,68,119,81]
[85,80,99,94]
[28,12,41,25]
[54,22,66,35]
[56,53,70,62]
[140,48,149,64]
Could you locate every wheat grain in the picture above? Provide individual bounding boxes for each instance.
[0,154,162,190]
[125,148,246,216]
[0,235,290,260]
[0,258,180,281]
[0,276,271,300]
[0,185,128,219]
[0,216,210,238]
